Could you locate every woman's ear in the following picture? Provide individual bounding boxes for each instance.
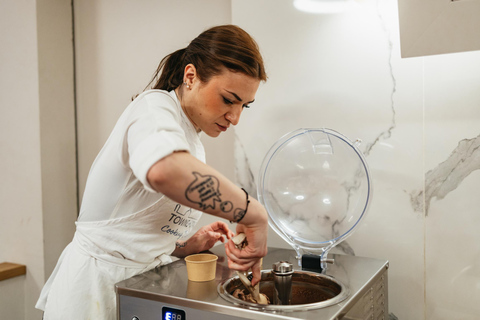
[183,64,197,88]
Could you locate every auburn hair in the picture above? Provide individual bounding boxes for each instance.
[145,25,267,92]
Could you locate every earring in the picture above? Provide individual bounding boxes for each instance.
[184,82,190,89]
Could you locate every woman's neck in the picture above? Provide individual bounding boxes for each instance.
[174,87,201,133]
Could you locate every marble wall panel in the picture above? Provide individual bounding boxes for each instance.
[232,0,425,319]
[424,52,480,320]
[233,0,480,319]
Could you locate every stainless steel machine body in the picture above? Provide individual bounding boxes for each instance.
[116,246,388,320]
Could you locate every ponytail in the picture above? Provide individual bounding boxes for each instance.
[145,48,187,92]
[143,25,267,93]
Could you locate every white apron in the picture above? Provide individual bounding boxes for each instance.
[36,197,201,320]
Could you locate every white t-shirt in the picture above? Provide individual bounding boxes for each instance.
[78,89,206,222]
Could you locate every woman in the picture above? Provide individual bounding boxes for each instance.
[36,24,268,319]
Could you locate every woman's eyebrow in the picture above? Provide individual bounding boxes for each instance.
[226,90,255,104]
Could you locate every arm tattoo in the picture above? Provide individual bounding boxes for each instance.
[185,172,222,210]
[232,208,246,223]
[184,172,247,224]
[176,241,187,248]
[220,201,233,213]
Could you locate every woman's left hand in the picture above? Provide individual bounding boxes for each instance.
[172,221,235,258]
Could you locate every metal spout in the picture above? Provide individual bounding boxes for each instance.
[272,261,294,305]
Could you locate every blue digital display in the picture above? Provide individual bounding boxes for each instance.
[162,306,186,320]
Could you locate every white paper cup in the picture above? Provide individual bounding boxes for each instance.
[185,253,218,282]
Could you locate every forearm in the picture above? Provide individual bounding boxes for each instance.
[147,151,267,227]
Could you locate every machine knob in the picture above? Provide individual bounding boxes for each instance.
[272,261,293,274]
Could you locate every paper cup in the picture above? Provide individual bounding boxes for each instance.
[185,253,218,282]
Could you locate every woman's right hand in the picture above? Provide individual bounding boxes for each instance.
[224,197,268,286]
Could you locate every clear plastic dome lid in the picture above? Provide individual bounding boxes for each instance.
[257,128,372,254]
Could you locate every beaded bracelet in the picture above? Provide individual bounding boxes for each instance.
[239,188,250,222]
[230,188,250,223]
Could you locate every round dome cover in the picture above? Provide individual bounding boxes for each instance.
[258,128,372,253]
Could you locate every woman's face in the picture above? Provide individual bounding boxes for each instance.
[180,65,261,138]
